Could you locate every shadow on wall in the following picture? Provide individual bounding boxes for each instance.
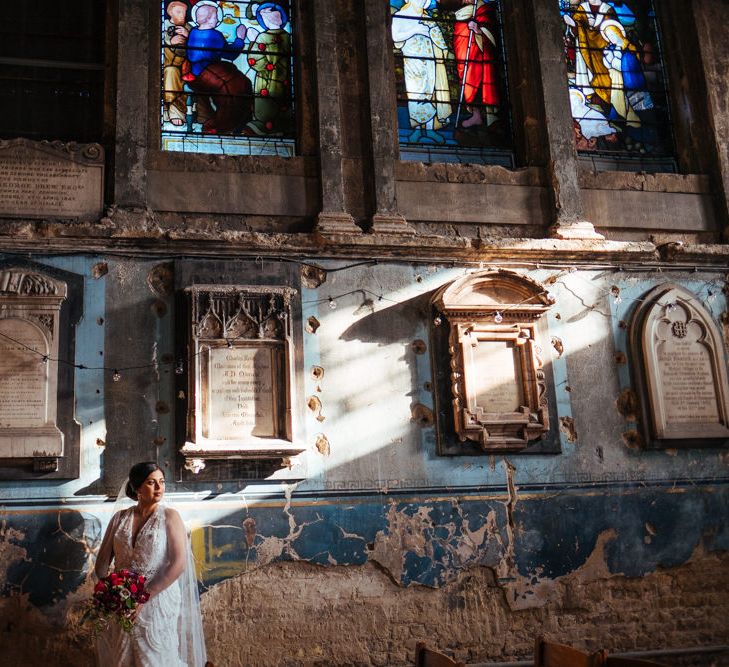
[2,508,101,607]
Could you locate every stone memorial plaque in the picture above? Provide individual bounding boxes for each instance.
[0,138,104,220]
[469,341,523,414]
[631,283,729,447]
[0,319,49,428]
[658,332,720,425]
[181,284,304,473]
[0,268,67,462]
[205,346,276,440]
[431,270,554,453]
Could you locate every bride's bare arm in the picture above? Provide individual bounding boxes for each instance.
[146,507,187,598]
[94,512,120,579]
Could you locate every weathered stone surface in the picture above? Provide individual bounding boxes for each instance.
[0,140,103,220]
[396,182,549,226]
[148,171,318,217]
[583,190,718,231]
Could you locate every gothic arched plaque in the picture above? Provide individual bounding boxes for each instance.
[629,283,729,448]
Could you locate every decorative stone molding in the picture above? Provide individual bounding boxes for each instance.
[629,283,729,448]
[549,219,605,240]
[181,285,305,472]
[432,270,555,453]
[0,269,68,469]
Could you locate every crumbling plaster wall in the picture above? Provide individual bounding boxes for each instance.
[1,496,727,666]
[0,258,727,665]
[199,549,729,667]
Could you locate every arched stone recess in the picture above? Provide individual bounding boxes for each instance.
[430,270,559,455]
[629,283,729,449]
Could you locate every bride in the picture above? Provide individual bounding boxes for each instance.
[94,462,207,666]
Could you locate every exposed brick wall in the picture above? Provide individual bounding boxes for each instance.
[200,551,729,667]
[0,549,726,665]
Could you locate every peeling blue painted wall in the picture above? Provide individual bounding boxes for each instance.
[0,257,727,619]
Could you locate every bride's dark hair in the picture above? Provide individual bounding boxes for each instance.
[125,461,163,500]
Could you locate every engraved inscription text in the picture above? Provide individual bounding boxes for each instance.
[206,347,276,440]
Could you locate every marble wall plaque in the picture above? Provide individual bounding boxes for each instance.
[0,139,104,220]
[181,284,304,472]
[0,268,67,460]
[0,319,48,428]
[469,341,523,414]
[658,334,720,425]
[631,283,729,446]
[205,346,276,440]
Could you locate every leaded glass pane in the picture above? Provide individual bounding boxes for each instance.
[391,0,513,166]
[161,1,295,156]
[559,0,674,168]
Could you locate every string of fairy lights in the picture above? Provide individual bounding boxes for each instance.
[0,251,726,381]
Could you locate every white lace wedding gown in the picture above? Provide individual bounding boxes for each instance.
[95,505,206,667]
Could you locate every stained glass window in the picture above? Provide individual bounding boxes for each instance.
[161,1,295,156]
[559,0,675,170]
[390,0,512,166]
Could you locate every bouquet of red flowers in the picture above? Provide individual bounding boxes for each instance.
[84,569,150,634]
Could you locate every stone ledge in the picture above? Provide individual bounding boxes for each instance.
[2,210,728,266]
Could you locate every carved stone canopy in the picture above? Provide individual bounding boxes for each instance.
[630,283,729,447]
[187,285,294,342]
[432,270,554,452]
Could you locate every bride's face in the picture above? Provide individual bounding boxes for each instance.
[137,470,166,504]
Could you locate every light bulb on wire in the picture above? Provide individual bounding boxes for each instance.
[611,285,622,305]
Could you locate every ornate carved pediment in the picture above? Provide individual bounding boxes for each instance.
[0,270,66,298]
[432,270,554,453]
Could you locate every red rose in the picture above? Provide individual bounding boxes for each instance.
[265,63,274,71]
[258,43,266,51]
[120,569,130,577]
[94,581,106,593]
[130,584,138,593]
[248,58,255,66]
[260,89,268,97]
[138,575,145,584]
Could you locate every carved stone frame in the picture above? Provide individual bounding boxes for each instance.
[180,285,305,474]
[629,283,729,448]
[0,260,83,479]
[431,270,557,454]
